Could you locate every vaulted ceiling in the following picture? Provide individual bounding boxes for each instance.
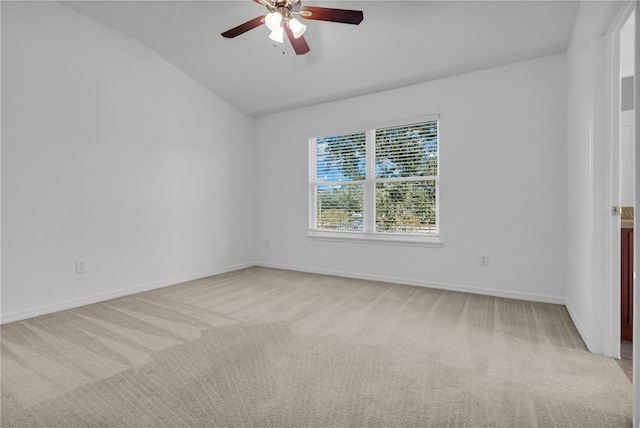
[61,1,580,117]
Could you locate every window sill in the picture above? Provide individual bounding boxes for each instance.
[306,230,443,248]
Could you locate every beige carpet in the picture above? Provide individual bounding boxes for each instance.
[1,267,632,427]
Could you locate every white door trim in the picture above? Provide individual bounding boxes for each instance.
[603,1,635,360]
[599,1,636,426]
[633,4,639,427]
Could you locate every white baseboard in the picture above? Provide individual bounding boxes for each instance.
[254,261,566,305]
[564,299,592,351]
[0,262,254,324]
[2,260,569,324]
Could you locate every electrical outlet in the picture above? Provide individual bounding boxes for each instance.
[265,240,270,248]
[226,243,232,251]
[76,260,87,274]
[480,254,489,266]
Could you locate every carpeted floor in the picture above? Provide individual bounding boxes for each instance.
[0,267,632,427]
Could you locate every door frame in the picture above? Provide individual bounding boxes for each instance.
[633,5,639,427]
[602,2,636,426]
[603,1,634,359]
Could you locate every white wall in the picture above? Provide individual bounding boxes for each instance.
[565,3,600,352]
[621,17,635,208]
[621,14,635,78]
[621,110,636,208]
[1,2,255,322]
[255,54,568,303]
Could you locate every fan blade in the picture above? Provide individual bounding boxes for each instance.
[299,6,363,25]
[284,22,310,55]
[221,15,266,38]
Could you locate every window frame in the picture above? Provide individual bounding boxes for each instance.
[307,115,442,247]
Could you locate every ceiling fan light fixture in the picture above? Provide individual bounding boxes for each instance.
[269,26,284,43]
[288,17,306,38]
[265,12,283,31]
[221,1,364,56]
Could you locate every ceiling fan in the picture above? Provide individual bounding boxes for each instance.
[221,0,364,55]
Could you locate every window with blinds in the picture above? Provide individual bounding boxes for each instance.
[309,117,439,240]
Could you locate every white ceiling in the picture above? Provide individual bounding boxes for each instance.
[60,1,580,117]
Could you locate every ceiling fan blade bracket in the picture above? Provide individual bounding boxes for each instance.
[289,0,302,13]
[253,0,276,11]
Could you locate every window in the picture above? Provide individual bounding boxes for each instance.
[309,116,439,244]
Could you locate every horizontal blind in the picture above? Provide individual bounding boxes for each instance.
[375,180,437,234]
[316,132,366,182]
[375,121,438,179]
[310,117,439,236]
[312,132,366,231]
[315,183,364,231]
